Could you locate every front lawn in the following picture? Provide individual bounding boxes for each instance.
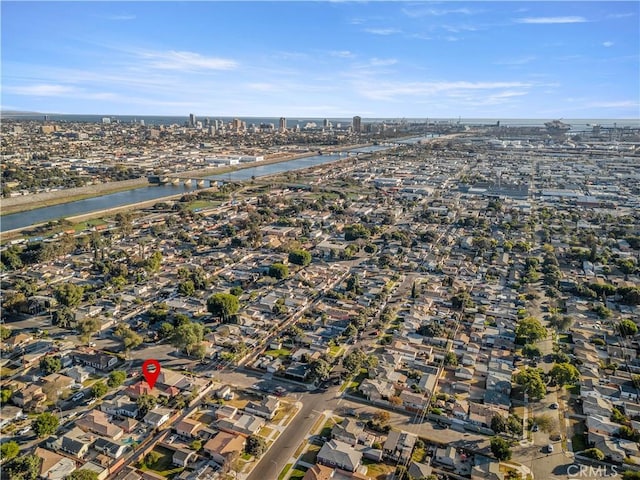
[265,348,291,358]
[138,446,185,478]
[300,444,321,464]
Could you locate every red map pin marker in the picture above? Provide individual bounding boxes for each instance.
[142,359,161,390]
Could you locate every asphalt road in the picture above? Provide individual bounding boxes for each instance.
[246,387,341,480]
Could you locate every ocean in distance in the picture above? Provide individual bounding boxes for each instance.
[2,112,638,130]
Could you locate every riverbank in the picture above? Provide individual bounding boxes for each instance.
[0,144,369,217]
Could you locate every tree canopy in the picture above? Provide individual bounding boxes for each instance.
[40,356,62,375]
[207,293,240,320]
[54,283,84,307]
[490,437,512,461]
[0,440,20,462]
[513,367,546,400]
[549,362,580,386]
[619,319,638,337]
[515,317,547,344]
[33,412,59,437]
[171,321,205,356]
[288,249,312,266]
[268,263,289,280]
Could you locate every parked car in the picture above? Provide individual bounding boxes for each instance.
[549,402,559,409]
[532,424,539,432]
[546,444,554,453]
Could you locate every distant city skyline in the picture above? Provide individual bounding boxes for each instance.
[2,1,639,118]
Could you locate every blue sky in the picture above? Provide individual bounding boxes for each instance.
[2,1,638,118]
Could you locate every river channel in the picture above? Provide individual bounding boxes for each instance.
[1,139,427,232]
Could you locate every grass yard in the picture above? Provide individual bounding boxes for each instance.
[138,446,185,478]
[278,464,292,480]
[412,446,427,462]
[319,417,339,438]
[363,459,395,480]
[264,348,291,358]
[294,440,308,459]
[288,466,308,480]
[299,444,321,464]
[328,345,343,357]
[73,218,107,232]
[258,426,274,438]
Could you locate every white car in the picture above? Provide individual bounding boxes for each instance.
[18,426,31,435]
[546,444,554,453]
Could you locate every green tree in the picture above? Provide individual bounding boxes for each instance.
[178,280,195,297]
[77,317,100,344]
[66,470,99,480]
[114,324,143,352]
[549,362,580,386]
[91,381,108,398]
[54,283,84,307]
[623,472,640,480]
[229,286,243,297]
[1,388,12,404]
[158,322,174,339]
[191,439,202,451]
[171,322,204,356]
[145,251,163,272]
[491,415,507,433]
[513,367,546,400]
[619,319,638,337]
[0,440,20,462]
[107,370,127,388]
[268,263,289,280]
[522,344,542,359]
[288,249,312,266]
[33,412,59,437]
[4,454,40,480]
[515,317,547,344]
[136,394,157,416]
[506,415,523,436]
[344,223,371,241]
[245,435,267,457]
[207,293,240,320]
[343,349,368,376]
[0,325,11,341]
[39,356,62,375]
[490,436,512,461]
[444,351,458,366]
[583,448,605,461]
[308,358,332,382]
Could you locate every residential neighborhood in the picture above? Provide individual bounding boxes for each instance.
[1,118,640,480]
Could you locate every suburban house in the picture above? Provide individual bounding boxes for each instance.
[317,439,362,472]
[174,418,203,438]
[35,446,77,480]
[203,431,246,464]
[244,396,280,420]
[143,408,173,428]
[383,430,417,463]
[76,410,125,440]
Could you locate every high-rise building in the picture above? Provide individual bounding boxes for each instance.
[189,113,196,128]
[323,118,330,128]
[279,117,287,132]
[352,116,361,134]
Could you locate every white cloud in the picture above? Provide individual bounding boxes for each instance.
[140,50,238,71]
[103,14,136,21]
[6,84,77,96]
[329,50,354,58]
[245,83,276,92]
[515,16,587,24]
[369,58,398,67]
[402,7,474,18]
[354,80,535,101]
[363,28,401,35]
[603,41,614,47]
[494,56,537,66]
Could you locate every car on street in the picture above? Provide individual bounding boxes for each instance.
[549,402,559,409]
[532,424,539,432]
[546,444,554,453]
